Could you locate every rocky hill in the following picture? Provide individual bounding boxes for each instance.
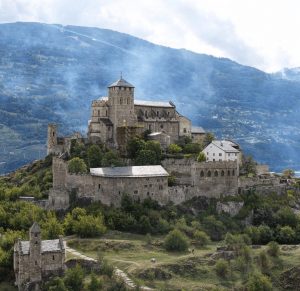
[0,22,300,174]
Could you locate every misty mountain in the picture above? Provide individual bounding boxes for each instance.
[0,22,300,174]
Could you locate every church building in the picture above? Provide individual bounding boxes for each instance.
[88,77,192,148]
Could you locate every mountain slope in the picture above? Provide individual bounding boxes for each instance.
[0,22,300,173]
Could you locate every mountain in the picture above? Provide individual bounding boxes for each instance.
[0,22,300,174]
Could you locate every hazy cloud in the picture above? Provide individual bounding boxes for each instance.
[0,0,299,71]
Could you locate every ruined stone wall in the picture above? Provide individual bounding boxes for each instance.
[42,251,65,277]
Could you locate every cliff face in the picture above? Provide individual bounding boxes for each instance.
[1,22,300,174]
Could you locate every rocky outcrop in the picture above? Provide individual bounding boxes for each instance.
[216,201,244,216]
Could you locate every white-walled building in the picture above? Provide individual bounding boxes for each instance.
[203,140,241,164]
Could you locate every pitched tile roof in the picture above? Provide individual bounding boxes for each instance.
[19,239,64,255]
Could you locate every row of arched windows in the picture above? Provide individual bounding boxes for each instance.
[199,169,235,177]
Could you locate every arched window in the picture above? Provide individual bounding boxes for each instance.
[214,170,218,177]
[120,98,123,104]
[200,171,204,177]
[207,170,211,177]
[221,170,225,176]
[232,169,235,176]
[228,170,231,176]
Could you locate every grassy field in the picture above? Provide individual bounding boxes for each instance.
[67,231,300,290]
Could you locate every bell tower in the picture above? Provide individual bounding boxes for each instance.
[107,76,137,143]
[29,222,42,283]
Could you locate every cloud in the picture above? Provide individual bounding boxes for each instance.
[0,0,299,71]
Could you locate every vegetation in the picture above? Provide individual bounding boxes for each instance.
[164,229,189,252]
[68,157,87,174]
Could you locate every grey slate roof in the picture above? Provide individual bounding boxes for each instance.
[191,126,206,134]
[211,140,240,153]
[19,239,63,255]
[108,78,134,88]
[30,222,41,233]
[134,100,174,108]
[90,165,169,178]
[98,97,175,108]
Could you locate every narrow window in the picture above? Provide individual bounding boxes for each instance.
[228,170,231,176]
[52,255,55,260]
[98,184,101,190]
[221,170,225,176]
[232,169,235,176]
[200,171,204,177]
[219,153,222,156]
[214,171,218,177]
[207,171,211,177]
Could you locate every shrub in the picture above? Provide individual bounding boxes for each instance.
[168,143,182,154]
[87,145,103,168]
[258,250,269,271]
[215,259,229,278]
[267,241,280,257]
[68,157,87,174]
[164,229,189,252]
[197,152,206,162]
[88,272,102,291]
[245,226,260,244]
[193,230,210,247]
[276,226,296,244]
[258,225,273,244]
[74,214,106,238]
[100,259,114,278]
[64,264,84,291]
[246,272,272,291]
[135,150,157,165]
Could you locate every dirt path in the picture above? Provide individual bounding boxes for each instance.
[65,244,154,290]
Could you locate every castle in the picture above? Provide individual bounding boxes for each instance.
[14,222,65,290]
[46,77,244,210]
[47,77,194,156]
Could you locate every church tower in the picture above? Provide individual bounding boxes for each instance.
[107,77,137,143]
[47,124,57,155]
[29,222,42,283]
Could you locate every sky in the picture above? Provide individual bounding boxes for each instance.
[0,0,299,72]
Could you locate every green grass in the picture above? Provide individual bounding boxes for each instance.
[0,281,17,291]
[67,232,300,290]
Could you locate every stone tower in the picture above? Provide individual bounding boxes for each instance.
[107,77,137,143]
[29,222,42,284]
[47,124,57,155]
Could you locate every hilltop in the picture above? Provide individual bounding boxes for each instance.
[1,22,300,173]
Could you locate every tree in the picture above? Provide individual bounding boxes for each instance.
[167,143,182,154]
[127,137,146,159]
[202,215,226,241]
[203,132,215,146]
[88,273,102,291]
[68,157,87,174]
[64,264,85,291]
[215,259,229,278]
[102,151,123,167]
[87,145,103,168]
[144,141,162,162]
[258,225,273,244]
[135,150,157,165]
[183,143,202,154]
[241,155,257,176]
[246,272,272,291]
[276,226,295,244]
[45,277,67,291]
[164,229,189,252]
[74,214,106,238]
[275,207,298,228]
[193,230,210,247]
[42,213,64,239]
[197,152,206,162]
[282,169,295,178]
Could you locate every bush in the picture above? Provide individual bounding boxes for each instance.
[197,152,206,162]
[193,230,210,247]
[64,264,84,291]
[87,145,103,168]
[267,241,280,257]
[276,226,296,244]
[257,250,269,271]
[164,229,189,252]
[74,214,106,238]
[215,259,229,278]
[168,143,182,154]
[100,259,114,278]
[68,157,87,174]
[88,272,102,291]
[246,272,272,291]
[258,225,273,244]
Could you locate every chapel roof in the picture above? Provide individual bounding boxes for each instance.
[19,239,64,255]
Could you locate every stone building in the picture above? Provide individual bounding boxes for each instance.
[191,126,206,144]
[14,222,65,291]
[87,77,192,148]
[48,157,169,209]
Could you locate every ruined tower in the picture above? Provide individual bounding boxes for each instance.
[29,222,42,284]
[47,124,57,155]
[107,77,137,143]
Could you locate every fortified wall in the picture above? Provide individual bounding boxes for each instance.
[162,158,239,204]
